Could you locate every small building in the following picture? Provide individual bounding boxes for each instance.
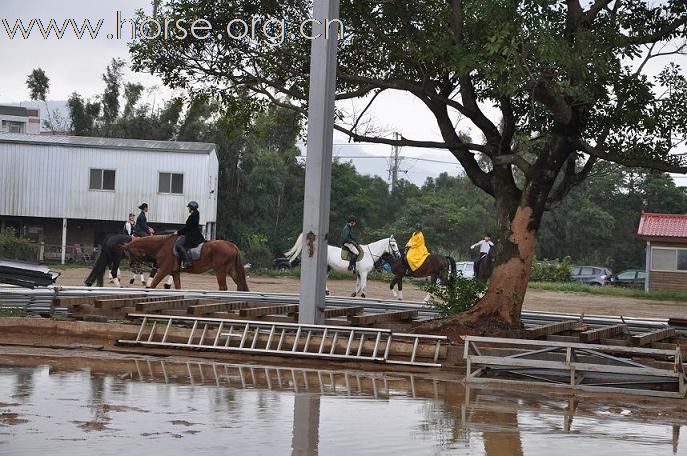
[0,105,40,134]
[637,212,687,292]
[0,133,219,263]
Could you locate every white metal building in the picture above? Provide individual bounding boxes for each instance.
[0,133,219,263]
[0,106,41,134]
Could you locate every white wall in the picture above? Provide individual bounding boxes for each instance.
[0,140,218,225]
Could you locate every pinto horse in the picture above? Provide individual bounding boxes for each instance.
[285,233,401,298]
[383,252,456,302]
[121,235,249,291]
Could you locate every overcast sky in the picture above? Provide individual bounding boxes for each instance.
[0,0,684,187]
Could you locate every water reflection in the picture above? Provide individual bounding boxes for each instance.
[0,353,685,455]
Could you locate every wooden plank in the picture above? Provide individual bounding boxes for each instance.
[525,320,578,339]
[579,324,628,343]
[188,301,254,315]
[323,306,364,318]
[95,295,174,310]
[239,304,300,318]
[136,298,207,312]
[56,295,116,307]
[632,328,676,347]
[349,310,418,326]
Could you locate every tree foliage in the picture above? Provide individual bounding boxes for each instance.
[129,0,687,326]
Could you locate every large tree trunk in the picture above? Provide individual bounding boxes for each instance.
[452,201,541,329]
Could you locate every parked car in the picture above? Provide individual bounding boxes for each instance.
[571,265,613,286]
[610,269,646,288]
[454,261,475,279]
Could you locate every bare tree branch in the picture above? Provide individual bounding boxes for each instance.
[578,140,687,173]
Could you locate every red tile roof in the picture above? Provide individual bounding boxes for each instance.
[637,212,687,238]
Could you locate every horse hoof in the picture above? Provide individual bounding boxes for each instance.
[325,290,330,296]
[164,284,171,289]
[361,293,366,298]
[351,292,356,297]
[129,279,135,285]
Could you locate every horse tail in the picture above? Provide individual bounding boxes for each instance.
[85,242,110,287]
[446,256,456,283]
[227,241,249,291]
[284,233,303,263]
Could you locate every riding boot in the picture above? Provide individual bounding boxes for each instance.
[348,255,357,272]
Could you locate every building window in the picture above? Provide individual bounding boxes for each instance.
[651,247,687,272]
[89,169,116,191]
[5,121,25,133]
[159,172,184,194]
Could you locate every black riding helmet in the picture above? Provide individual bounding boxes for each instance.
[187,201,199,210]
[415,223,423,231]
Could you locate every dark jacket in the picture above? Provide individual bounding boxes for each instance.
[177,210,205,247]
[134,212,150,236]
[341,223,355,245]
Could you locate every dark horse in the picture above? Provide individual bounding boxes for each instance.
[122,235,249,291]
[474,252,494,281]
[85,234,133,287]
[382,252,456,302]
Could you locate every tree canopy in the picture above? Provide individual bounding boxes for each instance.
[129,0,687,327]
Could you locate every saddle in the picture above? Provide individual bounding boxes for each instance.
[173,243,205,261]
[340,247,364,262]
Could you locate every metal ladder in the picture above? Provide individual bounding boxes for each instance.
[119,314,448,367]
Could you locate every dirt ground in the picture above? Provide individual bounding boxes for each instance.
[53,267,687,319]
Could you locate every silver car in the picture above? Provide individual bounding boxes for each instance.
[455,261,475,279]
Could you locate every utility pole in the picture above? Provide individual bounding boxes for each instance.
[388,132,402,193]
[299,0,341,325]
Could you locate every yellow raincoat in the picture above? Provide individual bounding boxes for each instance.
[406,231,429,271]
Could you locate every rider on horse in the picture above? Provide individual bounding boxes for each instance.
[405,223,430,273]
[175,201,205,269]
[341,216,360,272]
[123,213,135,237]
[471,232,494,279]
[134,203,154,237]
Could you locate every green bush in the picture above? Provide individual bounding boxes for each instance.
[421,275,487,318]
[530,256,572,282]
[0,229,39,261]
[244,233,274,268]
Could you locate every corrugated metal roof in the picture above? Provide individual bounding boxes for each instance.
[637,212,687,238]
[0,133,215,154]
[0,105,33,117]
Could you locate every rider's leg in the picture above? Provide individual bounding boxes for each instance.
[174,236,188,269]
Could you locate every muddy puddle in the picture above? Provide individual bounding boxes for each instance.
[0,347,685,455]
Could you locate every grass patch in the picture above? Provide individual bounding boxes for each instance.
[528,281,687,302]
[0,308,28,317]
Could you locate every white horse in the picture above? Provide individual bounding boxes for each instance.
[285,233,401,298]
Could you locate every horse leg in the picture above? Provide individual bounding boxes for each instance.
[112,261,122,288]
[216,269,228,291]
[148,264,172,289]
[352,273,360,297]
[359,272,368,299]
[146,265,158,287]
[172,272,181,289]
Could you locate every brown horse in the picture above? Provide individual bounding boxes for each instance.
[382,253,455,301]
[121,235,249,291]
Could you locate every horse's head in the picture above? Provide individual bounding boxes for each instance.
[387,235,401,259]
